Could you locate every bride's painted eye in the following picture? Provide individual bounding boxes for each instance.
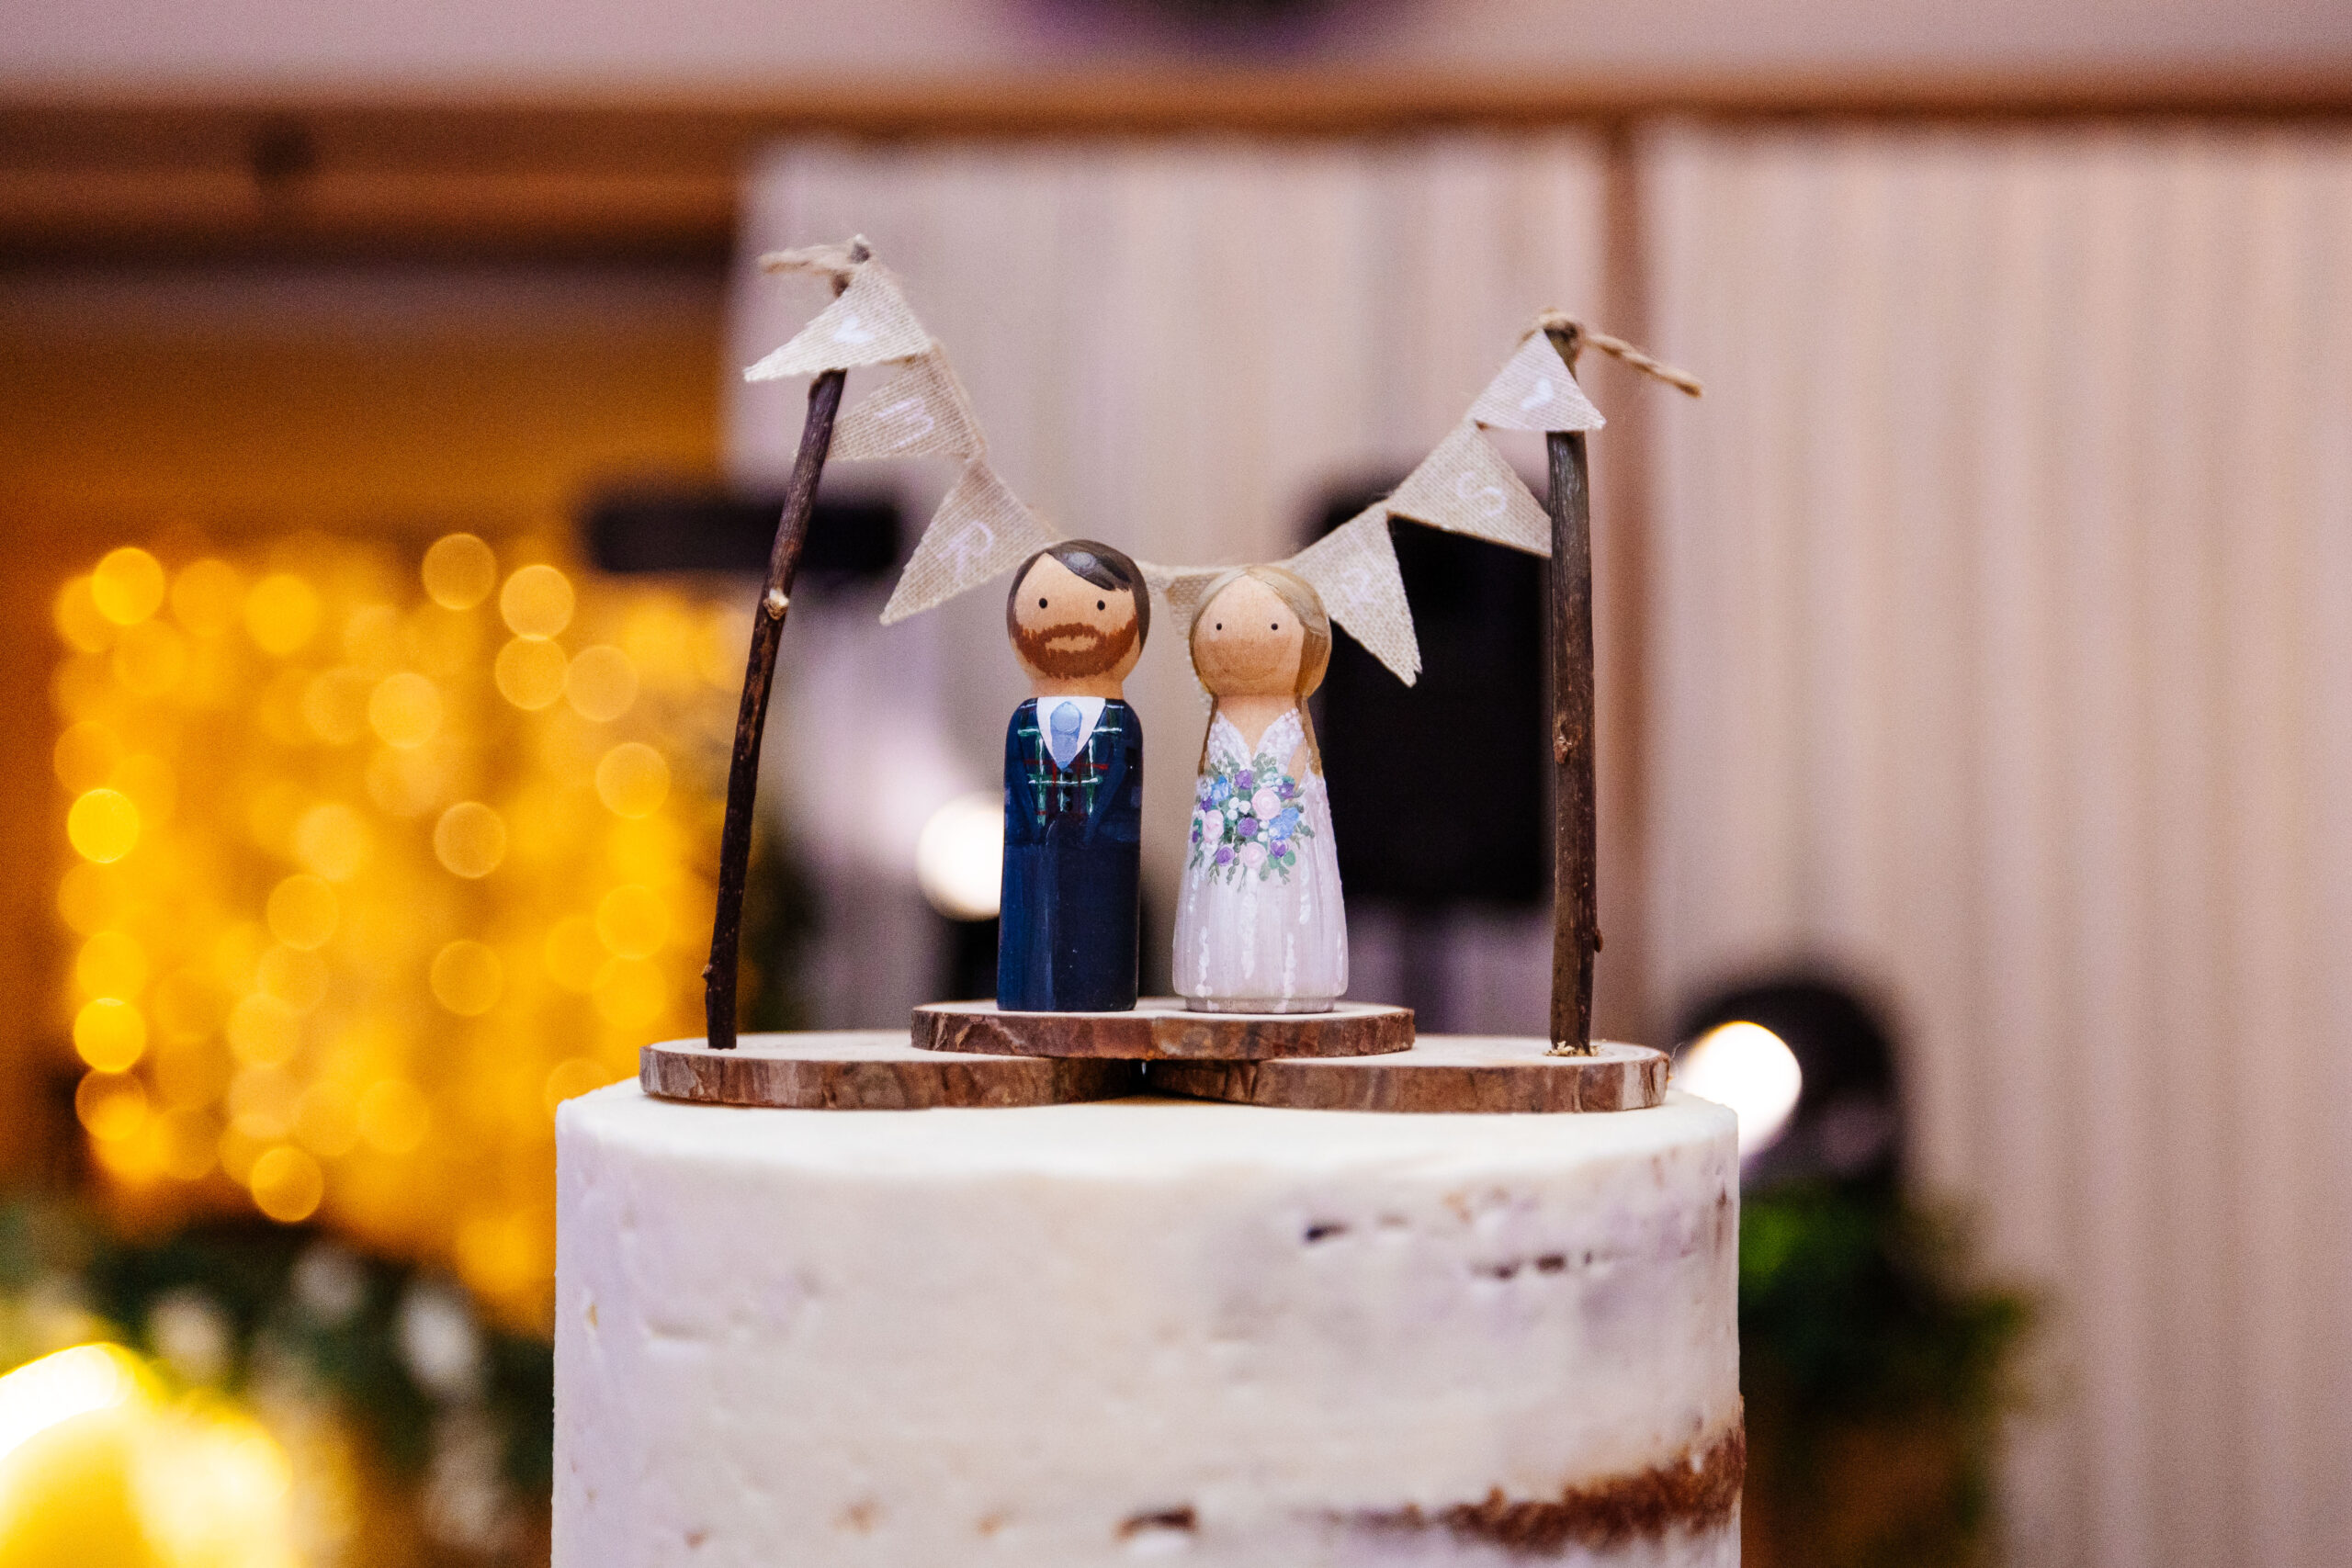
[1213,622,1222,631]
[1270,622,1280,631]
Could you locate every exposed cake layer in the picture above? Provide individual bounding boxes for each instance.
[554,1074,1740,1567]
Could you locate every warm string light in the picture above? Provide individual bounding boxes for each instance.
[51,536,745,1316]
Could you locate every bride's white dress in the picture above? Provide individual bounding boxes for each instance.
[1171,707,1347,1013]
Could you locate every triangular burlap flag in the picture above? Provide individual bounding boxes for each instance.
[744,265,933,382]
[1386,421,1553,556]
[1289,507,1420,684]
[879,461,1057,625]
[1467,333,1607,433]
[831,350,987,461]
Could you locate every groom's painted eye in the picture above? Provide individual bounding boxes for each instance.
[1096,600,1105,610]
[1037,597,1048,608]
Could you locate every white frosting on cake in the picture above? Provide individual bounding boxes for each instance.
[554,1075,1740,1566]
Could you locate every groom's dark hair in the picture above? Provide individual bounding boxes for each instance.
[1007,540,1150,649]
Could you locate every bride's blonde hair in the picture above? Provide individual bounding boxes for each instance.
[1190,563,1332,774]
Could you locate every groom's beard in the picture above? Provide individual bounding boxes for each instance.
[1017,618,1136,680]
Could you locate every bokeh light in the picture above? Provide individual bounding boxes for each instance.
[90,547,167,626]
[916,791,1005,920]
[1675,1021,1805,1158]
[421,533,498,610]
[434,802,509,879]
[47,537,736,1314]
[499,564,574,639]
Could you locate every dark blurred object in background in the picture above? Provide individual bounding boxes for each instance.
[1310,486,1546,1027]
[582,486,899,581]
[1675,974,2031,1568]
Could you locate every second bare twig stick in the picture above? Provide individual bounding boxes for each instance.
[704,248,864,1050]
[1544,323,1600,1057]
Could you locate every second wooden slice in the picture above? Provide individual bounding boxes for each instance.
[1148,1036,1670,1113]
[641,1031,1140,1110]
[913,998,1414,1061]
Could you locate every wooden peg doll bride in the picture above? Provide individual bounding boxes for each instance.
[1173,564,1347,1013]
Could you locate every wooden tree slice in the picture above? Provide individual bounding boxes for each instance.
[1147,1036,1668,1113]
[912,998,1413,1062]
[641,1031,1141,1110]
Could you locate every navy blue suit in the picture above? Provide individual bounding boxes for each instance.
[997,697,1143,1012]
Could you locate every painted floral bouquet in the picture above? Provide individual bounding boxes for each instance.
[1189,752,1314,883]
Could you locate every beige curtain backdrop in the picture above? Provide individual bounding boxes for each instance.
[729,137,1611,1029]
[1645,124,2352,1568]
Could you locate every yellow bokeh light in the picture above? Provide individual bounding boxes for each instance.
[595,742,671,818]
[171,558,244,636]
[430,940,504,1016]
[433,801,508,879]
[493,636,569,709]
[225,994,301,1067]
[422,532,498,610]
[90,547,167,626]
[75,931,149,1000]
[543,1056,615,1113]
[292,804,371,883]
[53,720,123,793]
[595,884,671,960]
[248,1145,326,1223]
[368,671,443,749]
[112,618,187,696]
[68,788,141,863]
[53,575,115,653]
[74,998,148,1072]
[51,538,727,1318]
[356,1079,430,1155]
[500,563,575,639]
[75,1072,150,1142]
[265,874,339,950]
[243,573,322,656]
[564,644,640,722]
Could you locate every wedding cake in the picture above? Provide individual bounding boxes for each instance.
[551,1049,1741,1566]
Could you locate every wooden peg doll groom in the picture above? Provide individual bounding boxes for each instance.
[999,542,1149,1012]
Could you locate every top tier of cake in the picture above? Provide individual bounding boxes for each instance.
[555,1081,1738,1566]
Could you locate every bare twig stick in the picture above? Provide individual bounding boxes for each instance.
[1544,322,1600,1056]
[703,245,865,1049]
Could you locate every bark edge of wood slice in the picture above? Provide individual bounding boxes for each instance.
[641,1030,1141,1110]
[912,998,1414,1061]
[1147,1036,1669,1113]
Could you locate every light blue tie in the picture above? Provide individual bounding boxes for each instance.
[1046,701,1083,769]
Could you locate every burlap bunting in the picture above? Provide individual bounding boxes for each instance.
[1385,420,1553,556]
[878,461,1055,626]
[1289,508,1420,683]
[741,240,1644,683]
[1468,332,1607,433]
[832,350,987,461]
[744,264,933,382]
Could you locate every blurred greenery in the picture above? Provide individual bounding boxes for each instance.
[1739,1183,2033,1568]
